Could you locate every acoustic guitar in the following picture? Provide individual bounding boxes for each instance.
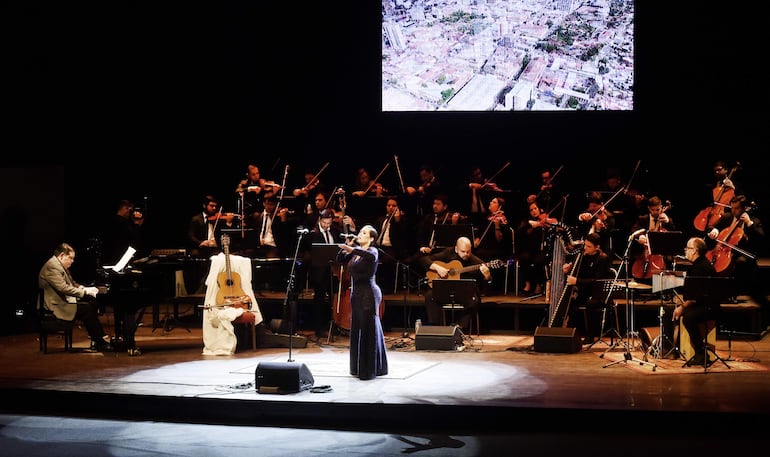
[215,234,251,309]
[425,259,504,287]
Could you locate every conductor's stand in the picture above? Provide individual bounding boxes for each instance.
[680,276,734,372]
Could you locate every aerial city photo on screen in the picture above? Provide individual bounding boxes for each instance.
[382,0,633,111]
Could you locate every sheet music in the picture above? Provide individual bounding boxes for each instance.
[104,246,137,273]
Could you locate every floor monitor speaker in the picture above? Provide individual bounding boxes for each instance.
[255,361,314,394]
[533,326,581,353]
[415,325,463,351]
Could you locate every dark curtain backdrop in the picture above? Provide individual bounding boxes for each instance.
[3,3,767,331]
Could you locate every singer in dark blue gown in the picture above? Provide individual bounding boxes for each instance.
[336,225,388,380]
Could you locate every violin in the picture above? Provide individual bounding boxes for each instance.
[247,181,283,192]
[535,212,557,227]
[207,212,240,221]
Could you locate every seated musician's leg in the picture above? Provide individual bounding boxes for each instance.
[76,300,113,351]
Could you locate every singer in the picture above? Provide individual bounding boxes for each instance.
[336,225,388,380]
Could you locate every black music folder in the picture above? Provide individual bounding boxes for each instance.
[647,231,685,256]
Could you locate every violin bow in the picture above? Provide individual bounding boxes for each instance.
[304,162,330,192]
[394,155,406,194]
[364,162,390,194]
[536,164,564,199]
[482,161,511,188]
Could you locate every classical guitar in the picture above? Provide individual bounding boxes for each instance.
[425,259,504,287]
[215,234,251,309]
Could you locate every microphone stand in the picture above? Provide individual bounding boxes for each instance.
[283,229,306,362]
[603,235,655,369]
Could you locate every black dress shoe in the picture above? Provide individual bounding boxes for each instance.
[92,341,114,352]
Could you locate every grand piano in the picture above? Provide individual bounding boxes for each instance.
[95,249,205,354]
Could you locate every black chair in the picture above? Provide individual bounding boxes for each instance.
[37,289,74,354]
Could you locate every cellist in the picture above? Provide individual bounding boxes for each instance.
[629,196,676,280]
[706,195,765,302]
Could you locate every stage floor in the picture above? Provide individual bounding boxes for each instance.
[2,311,770,455]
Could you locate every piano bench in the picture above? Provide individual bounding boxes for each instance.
[39,314,74,354]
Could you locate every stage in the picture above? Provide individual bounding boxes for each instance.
[2,301,770,455]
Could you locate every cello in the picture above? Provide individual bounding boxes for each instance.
[705,205,756,273]
[693,162,740,231]
[631,201,671,279]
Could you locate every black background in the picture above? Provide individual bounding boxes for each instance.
[2,2,767,325]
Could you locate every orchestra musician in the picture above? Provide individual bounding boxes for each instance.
[562,233,613,346]
[38,242,114,352]
[373,197,409,294]
[629,196,676,281]
[516,198,557,296]
[293,166,329,215]
[187,195,235,259]
[419,236,491,332]
[577,191,616,259]
[235,164,280,221]
[706,195,766,306]
[351,167,387,198]
[406,164,443,217]
[464,165,505,230]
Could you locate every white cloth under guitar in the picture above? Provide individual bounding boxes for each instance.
[202,253,263,356]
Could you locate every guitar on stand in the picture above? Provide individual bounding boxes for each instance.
[214,234,252,310]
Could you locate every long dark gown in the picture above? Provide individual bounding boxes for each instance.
[336,246,388,380]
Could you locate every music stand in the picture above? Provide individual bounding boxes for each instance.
[647,231,685,257]
[431,279,478,327]
[311,243,342,344]
[433,224,475,249]
[681,276,734,372]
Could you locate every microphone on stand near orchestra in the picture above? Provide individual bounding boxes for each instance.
[602,228,656,370]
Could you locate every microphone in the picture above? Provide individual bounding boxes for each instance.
[675,255,688,260]
[340,233,357,239]
[627,228,646,241]
[296,227,309,235]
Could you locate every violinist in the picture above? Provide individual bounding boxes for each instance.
[629,196,676,280]
[373,197,409,293]
[235,164,279,221]
[251,197,296,258]
[187,195,233,259]
[706,195,765,303]
[351,167,388,198]
[464,165,505,230]
[293,167,329,214]
[474,197,511,257]
[577,191,616,258]
[516,199,557,296]
[406,164,443,217]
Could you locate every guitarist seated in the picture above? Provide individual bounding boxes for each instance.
[419,237,493,331]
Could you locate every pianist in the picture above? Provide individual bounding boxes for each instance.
[38,242,114,352]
